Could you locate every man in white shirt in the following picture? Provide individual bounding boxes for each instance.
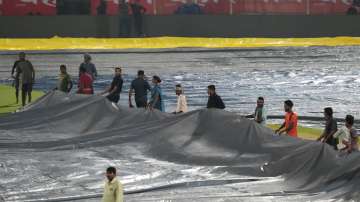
[333,115,354,152]
[102,167,123,202]
[174,84,188,114]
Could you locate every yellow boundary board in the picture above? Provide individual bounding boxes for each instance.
[1,37,360,50]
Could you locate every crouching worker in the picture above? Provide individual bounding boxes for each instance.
[102,167,123,202]
[333,115,356,153]
[101,67,123,103]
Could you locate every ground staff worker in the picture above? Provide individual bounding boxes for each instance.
[102,167,123,202]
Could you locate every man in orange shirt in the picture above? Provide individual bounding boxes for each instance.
[275,100,298,137]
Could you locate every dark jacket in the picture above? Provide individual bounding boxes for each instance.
[207,94,225,109]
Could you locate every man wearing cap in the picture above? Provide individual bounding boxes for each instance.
[79,54,98,80]
[129,70,151,108]
[173,84,188,114]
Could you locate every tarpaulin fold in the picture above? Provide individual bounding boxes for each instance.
[0,91,360,201]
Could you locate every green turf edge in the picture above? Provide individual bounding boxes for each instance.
[268,124,322,140]
[0,85,44,114]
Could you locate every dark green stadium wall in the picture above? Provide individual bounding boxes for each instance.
[0,15,360,38]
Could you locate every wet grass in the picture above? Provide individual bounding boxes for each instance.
[0,85,44,115]
[268,124,322,140]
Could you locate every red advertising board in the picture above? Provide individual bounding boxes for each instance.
[233,0,351,15]
[91,0,352,15]
[200,0,230,14]
[0,0,354,16]
[1,0,56,16]
[309,0,350,14]
[233,0,307,14]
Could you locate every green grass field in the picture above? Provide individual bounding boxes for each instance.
[268,124,321,140]
[0,85,44,114]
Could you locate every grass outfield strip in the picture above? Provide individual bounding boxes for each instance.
[0,85,44,114]
[0,84,322,139]
[268,124,321,140]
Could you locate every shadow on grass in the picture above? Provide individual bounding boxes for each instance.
[0,103,19,109]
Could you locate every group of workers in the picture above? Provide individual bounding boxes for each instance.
[10,53,226,112]
[10,52,359,202]
[11,52,358,154]
[254,97,358,154]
